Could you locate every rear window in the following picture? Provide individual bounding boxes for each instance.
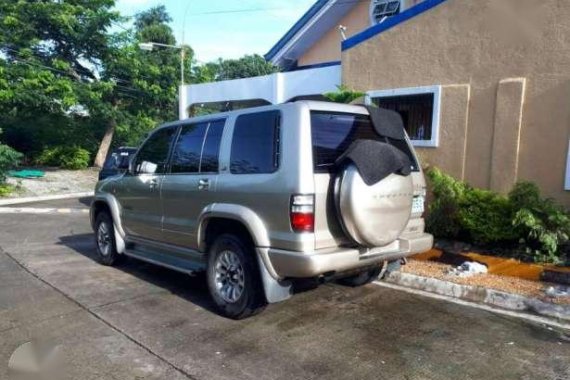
[310,111,418,172]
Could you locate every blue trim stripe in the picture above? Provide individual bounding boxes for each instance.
[342,0,448,51]
[293,60,341,71]
[265,0,330,61]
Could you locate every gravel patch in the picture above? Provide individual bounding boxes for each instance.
[401,259,570,305]
[5,168,99,198]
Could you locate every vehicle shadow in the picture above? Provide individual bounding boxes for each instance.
[57,233,218,313]
[77,196,93,207]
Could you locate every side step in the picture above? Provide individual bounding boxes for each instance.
[124,241,206,275]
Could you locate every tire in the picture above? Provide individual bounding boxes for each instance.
[337,266,382,287]
[207,234,266,319]
[94,212,121,266]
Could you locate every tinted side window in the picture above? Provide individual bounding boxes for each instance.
[171,123,209,173]
[200,120,225,173]
[230,111,280,174]
[135,127,177,174]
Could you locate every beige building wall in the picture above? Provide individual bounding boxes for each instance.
[343,0,570,205]
[298,0,371,66]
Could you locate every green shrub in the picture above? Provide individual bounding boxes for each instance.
[36,146,91,170]
[427,169,514,243]
[0,138,23,183]
[0,183,14,197]
[459,188,515,244]
[425,168,465,239]
[509,182,570,264]
[426,169,570,263]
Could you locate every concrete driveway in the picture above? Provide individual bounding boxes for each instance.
[1,198,569,380]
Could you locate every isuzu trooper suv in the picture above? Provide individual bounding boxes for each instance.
[90,101,433,319]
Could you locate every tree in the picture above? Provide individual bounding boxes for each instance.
[193,54,279,83]
[323,85,365,104]
[0,2,189,167]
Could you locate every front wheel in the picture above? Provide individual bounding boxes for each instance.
[207,234,266,319]
[94,212,121,266]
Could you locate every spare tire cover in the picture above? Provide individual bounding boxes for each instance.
[336,164,413,247]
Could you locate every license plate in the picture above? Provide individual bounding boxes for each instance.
[412,195,425,214]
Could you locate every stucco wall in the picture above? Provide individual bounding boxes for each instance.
[343,0,570,205]
[298,0,371,66]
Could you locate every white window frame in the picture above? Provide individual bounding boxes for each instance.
[564,141,570,190]
[365,85,442,148]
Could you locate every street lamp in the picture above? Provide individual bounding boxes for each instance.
[138,42,186,85]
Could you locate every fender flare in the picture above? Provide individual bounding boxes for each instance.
[197,204,276,278]
[90,194,126,254]
[197,204,292,303]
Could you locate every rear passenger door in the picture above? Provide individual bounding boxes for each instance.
[161,119,226,249]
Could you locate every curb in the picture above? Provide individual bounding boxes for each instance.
[0,192,94,206]
[383,271,570,324]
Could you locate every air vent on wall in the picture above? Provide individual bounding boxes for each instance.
[369,0,401,25]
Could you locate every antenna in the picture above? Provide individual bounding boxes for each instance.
[338,25,347,41]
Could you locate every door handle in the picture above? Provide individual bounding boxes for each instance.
[198,178,210,190]
[149,178,158,191]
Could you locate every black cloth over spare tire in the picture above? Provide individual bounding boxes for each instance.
[336,140,411,186]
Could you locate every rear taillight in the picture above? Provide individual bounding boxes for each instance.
[290,194,315,233]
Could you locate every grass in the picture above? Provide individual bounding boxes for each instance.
[0,183,17,197]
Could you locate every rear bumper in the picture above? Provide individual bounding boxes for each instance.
[268,233,433,278]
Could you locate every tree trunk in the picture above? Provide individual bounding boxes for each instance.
[94,119,116,168]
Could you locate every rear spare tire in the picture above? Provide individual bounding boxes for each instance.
[335,164,413,247]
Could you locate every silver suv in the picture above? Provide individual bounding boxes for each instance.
[91,101,433,319]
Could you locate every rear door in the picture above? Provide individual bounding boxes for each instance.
[161,119,226,249]
[310,111,419,249]
[118,126,178,241]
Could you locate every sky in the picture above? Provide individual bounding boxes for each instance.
[114,0,316,63]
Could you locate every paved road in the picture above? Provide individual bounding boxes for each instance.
[1,198,569,380]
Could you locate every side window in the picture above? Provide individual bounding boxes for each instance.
[170,119,226,174]
[230,111,280,174]
[171,123,209,173]
[201,120,225,173]
[135,127,177,175]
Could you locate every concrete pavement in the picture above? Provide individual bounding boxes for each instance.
[1,198,569,380]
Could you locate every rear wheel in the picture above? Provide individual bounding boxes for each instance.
[94,212,121,266]
[337,266,383,287]
[207,234,266,319]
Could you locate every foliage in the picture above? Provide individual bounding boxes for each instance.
[192,55,280,82]
[36,146,90,170]
[0,130,23,183]
[0,2,188,167]
[510,182,570,264]
[0,183,14,197]
[323,85,365,104]
[426,169,570,263]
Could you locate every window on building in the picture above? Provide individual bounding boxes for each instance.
[367,86,441,148]
[371,0,401,24]
[230,111,280,174]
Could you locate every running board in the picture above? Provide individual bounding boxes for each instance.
[123,241,206,275]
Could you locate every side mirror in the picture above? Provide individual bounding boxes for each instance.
[138,161,157,175]
[127,156,136,175]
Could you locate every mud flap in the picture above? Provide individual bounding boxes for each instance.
[255,249,292,303]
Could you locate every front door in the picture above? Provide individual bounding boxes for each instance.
[161,119,226,249]
[118,126,178,242]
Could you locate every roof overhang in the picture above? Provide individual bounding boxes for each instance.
[265,0,357,69]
